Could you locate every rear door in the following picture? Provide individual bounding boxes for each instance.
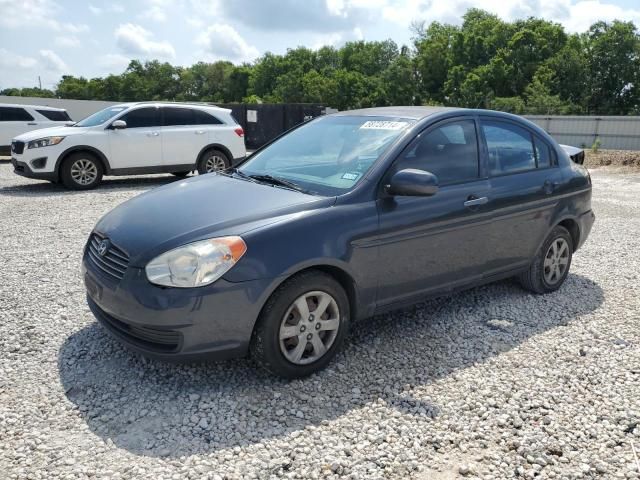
[108,106,162,170]
[375,117,492,307]
[160,107,219,169]
[480,117,565,274]
[0,107,36,145]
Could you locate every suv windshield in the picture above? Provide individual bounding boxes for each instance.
[239,115,414,196]
[74,106,129,127]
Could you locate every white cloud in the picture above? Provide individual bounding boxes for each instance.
[39,50,68,72]
[115,23,176,58]
[381,0,640,33]
[0,0,88,33]
[141,0,174,22]
[311,27,365,49]
[0,49,38,70]
[54,35,81,48]
[89,3,124,15]
[98,54,132,71]
[196,23,260,63]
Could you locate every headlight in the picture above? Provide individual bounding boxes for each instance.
[145,236,247,288]
[27,136,65,149]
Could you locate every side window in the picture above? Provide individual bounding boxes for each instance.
[396,119,479,185]
[120,107,160,128]
[163,107,194,126]
[0,107,35,122]
[533,136,552,168]
[482,121,535,175]
[37,109,71,121]
[193,109,222,125]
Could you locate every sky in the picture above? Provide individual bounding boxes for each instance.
[1,0,640,90]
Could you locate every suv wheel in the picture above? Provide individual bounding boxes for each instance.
[250,270,350,379]
[519,225,573,294]
[197,149,229,174]
[60,152,103,190]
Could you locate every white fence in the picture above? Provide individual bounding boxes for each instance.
[525,115,640,151]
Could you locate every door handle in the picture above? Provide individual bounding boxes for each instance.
[543,180,559,194]
[464,196,489,208]
[195,130,205,135]
[27,122,38,126]
[146,131,160,137]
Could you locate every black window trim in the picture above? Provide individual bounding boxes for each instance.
[478,117,559,179]
[160,106,223,127]
[107,106,161,129]
[0,106,35,122]
[382,115,484,190]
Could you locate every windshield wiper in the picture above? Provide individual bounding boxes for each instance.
[248,174,310,194]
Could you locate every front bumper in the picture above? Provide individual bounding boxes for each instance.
[82,252,278,362]
[12,157,58,181]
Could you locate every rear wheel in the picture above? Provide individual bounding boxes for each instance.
[60,152,103,190]
[197,149,229,175]
[250,270,350,378]
[519,225,573,294]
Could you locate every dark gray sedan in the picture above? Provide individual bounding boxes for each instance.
[82,107,595,378]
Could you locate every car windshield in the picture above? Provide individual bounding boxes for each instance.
[74,106,129,127]
[238,115,414,196]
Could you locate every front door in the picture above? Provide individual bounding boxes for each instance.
[108,106,162,170]
[375,117,492,307]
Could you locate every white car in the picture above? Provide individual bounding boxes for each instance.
[11,102,246,189]
[1,103,72,155]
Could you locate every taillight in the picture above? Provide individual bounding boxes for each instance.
[234,127,244,137]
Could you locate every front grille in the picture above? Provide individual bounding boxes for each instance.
[86,233,130,280]
[12,158,25,173]
[89,298,181,352]
[11,141,25,154]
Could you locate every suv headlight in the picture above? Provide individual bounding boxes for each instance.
[145,236,247,288]
[27,136,65,149]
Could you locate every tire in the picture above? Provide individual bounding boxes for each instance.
[518,225,573,294]
[171,171,190,178]
[250,270,350,379]
[60,152,103,190]
[197,149,230,175]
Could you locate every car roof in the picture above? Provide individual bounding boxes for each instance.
[333,106,461,119]
[0,103,66,111]
[119,101,230,112]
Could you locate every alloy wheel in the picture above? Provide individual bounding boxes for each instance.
[279,290,340,365]
[205,154,226,173]
[543,237,569,285]
[70,159,98,186]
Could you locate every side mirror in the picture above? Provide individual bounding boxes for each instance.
[385,168,439,197]
[111,120,127,130]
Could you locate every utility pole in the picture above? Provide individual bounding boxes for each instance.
[38,76,42,90]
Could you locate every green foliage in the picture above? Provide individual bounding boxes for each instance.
[2,11,639,115]
[591,137,602,153]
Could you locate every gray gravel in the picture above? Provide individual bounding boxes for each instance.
[1,164,639,480]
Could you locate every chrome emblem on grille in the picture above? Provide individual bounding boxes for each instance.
[97,239,110,256]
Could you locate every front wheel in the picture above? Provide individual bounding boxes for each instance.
[250,270,350,379]
[197,149,230,175]
[519,225,573,294]
[60,153,103,190]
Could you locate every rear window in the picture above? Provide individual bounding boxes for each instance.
[37,109,71,121]
[0,107,34,122]
[193,109,222,125]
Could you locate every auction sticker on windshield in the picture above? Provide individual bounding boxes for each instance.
[360,121,409,130]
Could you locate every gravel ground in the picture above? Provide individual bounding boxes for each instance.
[0,164,639,480]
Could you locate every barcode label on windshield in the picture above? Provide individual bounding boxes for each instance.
[360,121,408,130]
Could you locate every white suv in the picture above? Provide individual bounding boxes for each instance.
[1,103,72,155]
[11,102,246,189]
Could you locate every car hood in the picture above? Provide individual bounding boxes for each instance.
[14,125,89,141]
[94,173,334,266]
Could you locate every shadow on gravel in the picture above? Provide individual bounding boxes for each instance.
[58,273,603,458]
[0,175,184,197]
